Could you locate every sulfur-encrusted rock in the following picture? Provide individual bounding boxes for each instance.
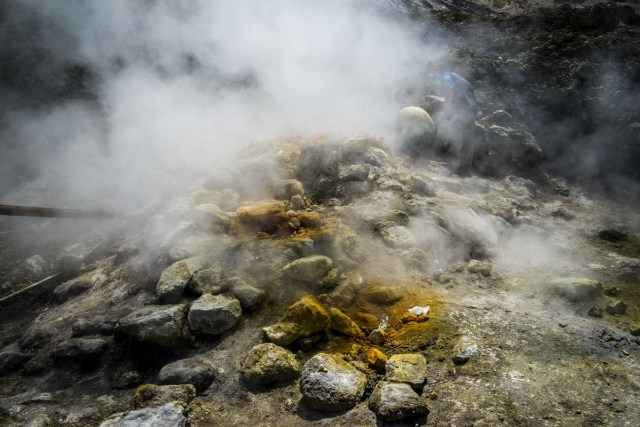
[360,285,403,306]
[366,347,388,369]
[117,305,187,347]
[283,255,333,282]
[385,354,428,391]
[369,381,430,422]
[188,294,242,335]
[240,343,301,385]
[156,257,204,303]
[263,295,330,346]
[299,353,367,412]
[467,259,492,276]
[330,308,364,338]
[237,200,288,233]
[157,357,215,393]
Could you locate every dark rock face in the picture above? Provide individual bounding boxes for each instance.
[157,357,215,393]
[51,338,108,363]
[299,353,367,412]
[54,277,93,303]
[0,351,32,376]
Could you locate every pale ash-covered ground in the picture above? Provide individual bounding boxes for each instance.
[0,136,638,426]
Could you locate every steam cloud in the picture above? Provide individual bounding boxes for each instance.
[0,0,445,210]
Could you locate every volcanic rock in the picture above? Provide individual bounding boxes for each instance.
[360,285,403,306]
[57,253,84,279]
[453,346,479,365]
[299,353,367,412]
[54,277,93,303]
[339,164,370,182]
[368,381,430,422]
[156,257,203,303]
[467,259,492,276]
[51,338,108,363]
[187,294,242,335]
[272,179,305,199]
[240,343,301,385]
[117,304,188,347]
[379,225,417,249]
[72,318,117,337]
[330,308,364,338]
[99,402,186,427]
[366,347,388,370]
[282,255,334,282]
[606,300,628,316]
[228,278,265,309]
[550,278,603,302]
[385,354,428,390]
[236,200,288,234]
[157,357,215,393]
[263,295,331,346]
[133,383,195,409]
[368,328,386,345]
[186,267,227,297]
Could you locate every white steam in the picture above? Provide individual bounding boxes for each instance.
[1,0,445,209]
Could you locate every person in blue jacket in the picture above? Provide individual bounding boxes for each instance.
[440,72,478,172]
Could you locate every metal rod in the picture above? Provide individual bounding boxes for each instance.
[0,204,121,219]
[0,273,60,305]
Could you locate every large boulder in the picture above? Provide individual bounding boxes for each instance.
[263,295,331,346]
[156,257,203,303]
[283,255,334,282]
[157,357,215,393]
[368,381,430,422]
[117,305,188,348]
[240,343,301,385]
[385,354,428,391]
[186,267,227,297]
[187,294,242,335]
[299,353,367,412]
[99,402,186,427]
[0,351,32,376]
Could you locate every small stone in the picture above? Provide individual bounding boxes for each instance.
[369,381,429,422]
[385,354,428,390]
[299,353,367,412]
[133,383,195,409]
[588,306,604,318]
[452,346,478,365]
[366,348,388,369]
[54,277,93,303]
[158,357,215,393]
[290,195,305,210]
[606,300,628,316]
[187,267,227,297]
[240,343,301,385]
[263,295,331,346]
[100,402,186,427]
[51,338,108,363]
[116,304,188,348]
[368,328,386,345]
[330,308,364,337]
[283,255,333,282]
[188,294,242,335]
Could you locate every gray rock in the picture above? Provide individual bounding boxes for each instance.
[369,381,430,422]
[187,294,242,335]
[23,255,46,277]
[0,351,32,376]
[588,306,604,318]
[453,346,478,365]
[299,353,367,412]
[72,318,117,337]
[283,255,334,282]
[241,343,301,385]
[290,195,305,210]
[273,179,305,199]
[550,278,603,303]
[158,357,215,393]
[99,402,186,427]
[385,354,428,390]
[187,267,227,296]
[380,226,417,249]
[54,277,93,303]
[606,300,628,315]
[51,338,108,363]
[339,164,370,182]
[364,147,389,167]
[156,259,198,303]
[117,304,187,347]
[228,278,266,309]
[113,371,144,389]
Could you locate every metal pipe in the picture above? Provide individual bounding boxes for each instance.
[0,204,121,219]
